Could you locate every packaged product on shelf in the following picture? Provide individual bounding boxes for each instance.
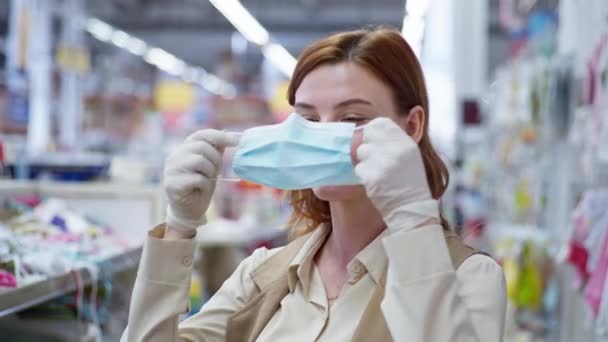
[492,225,558,339]
[0,194,135,289]
[566,191,608,320]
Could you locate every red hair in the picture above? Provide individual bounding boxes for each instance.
[287,27,450,237]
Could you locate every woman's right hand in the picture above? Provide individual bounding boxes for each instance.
[163,129,240,237]
[354,117,437,231]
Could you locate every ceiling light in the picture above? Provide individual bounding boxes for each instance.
[406,0,430,18]
[206,0,297,78]
[110,30,130,49]
[182,67,201,83]
[144,48,186,76]
[144,48,179,68]
[262,43,297,77]
[125,37,147,56]
[208,0,269,46]
[402,16,426,56]
[85,17,236,96]
[85,18,113,42]
[201,73,223,91]
[401,0,430,57]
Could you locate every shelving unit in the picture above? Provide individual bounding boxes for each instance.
[0,247,141,318]
[0,180,159,320]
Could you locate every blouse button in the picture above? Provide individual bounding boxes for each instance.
[351,262,364,275]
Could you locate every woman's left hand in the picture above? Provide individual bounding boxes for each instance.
[354,117,439,231]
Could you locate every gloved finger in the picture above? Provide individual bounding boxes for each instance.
[182,141,223,168]
[354,161,383,185]
[350,129,363,165]
[362,117,403,143]
[178,154,217,177]
[165,173,208,195]
[182,173,212,192]
[356,143,374,162]
[186,129,241,148]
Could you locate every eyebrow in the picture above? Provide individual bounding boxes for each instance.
[294,98,374,110]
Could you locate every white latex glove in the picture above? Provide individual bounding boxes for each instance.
[355,117,439,231]
[164,130,240,233]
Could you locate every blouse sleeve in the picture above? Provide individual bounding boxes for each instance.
[120,225,273,342]
[380,225,507,342]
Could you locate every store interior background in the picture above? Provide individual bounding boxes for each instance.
[0,0,607,341]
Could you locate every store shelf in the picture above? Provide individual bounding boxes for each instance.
[0,247,142,318]
[0,179,165,244]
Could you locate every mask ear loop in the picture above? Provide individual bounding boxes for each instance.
[211,131,244,183]
[210,177,241,182]
[222,131,244,140]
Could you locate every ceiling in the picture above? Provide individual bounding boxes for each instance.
[84,0,407,70]
[0,0,513,80]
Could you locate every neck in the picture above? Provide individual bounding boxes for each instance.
[324,197,386,268]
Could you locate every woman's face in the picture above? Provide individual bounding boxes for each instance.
[293,62,400,202]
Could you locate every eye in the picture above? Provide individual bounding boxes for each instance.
[342,115,367,124]
[302,115,320,122]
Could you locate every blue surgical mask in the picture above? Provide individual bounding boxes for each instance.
[232,113,360,190]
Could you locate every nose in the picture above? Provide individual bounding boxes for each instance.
[318,113,340,123]
[350,129,363,165]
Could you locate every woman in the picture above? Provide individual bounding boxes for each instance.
[122,28,506,341]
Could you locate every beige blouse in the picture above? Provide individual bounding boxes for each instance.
[121,224,506,341]
[257,225,382,341]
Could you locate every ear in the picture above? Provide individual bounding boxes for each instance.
[395,105,425,143]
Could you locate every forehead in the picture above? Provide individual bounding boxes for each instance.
[294,62,394,110]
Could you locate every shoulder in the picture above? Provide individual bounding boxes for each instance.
[237,245,286,275]
[458,254,503,276]
[455,254,507,334]
[456,254,507,304]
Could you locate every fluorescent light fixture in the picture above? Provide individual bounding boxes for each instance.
[401,16,425,55]
[262,43,297,77]
[208,0,269,46]
[401,0,430,57]
[111,30,147,56]
[206,0,297,78]
[144,48,179,68]
[125,37,147,56]
[199,74,235,96]
[182,67,202,83]
[406,0,430,18]
[86,18,114,42]
[144,48,186,76]
[86,19,148,57]
[85,17,235,96]
[110,30,130,48]
[201,73,223,92]
[192,70,234,96]
[162,60,186,76]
